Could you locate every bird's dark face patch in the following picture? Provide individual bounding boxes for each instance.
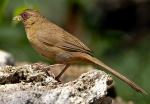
[21,12,30,21]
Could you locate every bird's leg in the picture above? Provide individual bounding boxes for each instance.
[55,64,70,81]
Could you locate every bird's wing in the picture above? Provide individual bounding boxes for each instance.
[56,32,93,55]
[37,24,93,55]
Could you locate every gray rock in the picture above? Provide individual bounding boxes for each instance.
[0,63,113,104]
[0,50,15,66]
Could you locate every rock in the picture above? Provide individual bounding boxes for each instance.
[0,63,113,104]
[50,64,94,82]
[0,50,15,66]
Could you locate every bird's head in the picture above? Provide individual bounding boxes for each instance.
[13,9,41,26]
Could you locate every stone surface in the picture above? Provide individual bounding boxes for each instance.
[0,50,15,66]
[0,63,113,104]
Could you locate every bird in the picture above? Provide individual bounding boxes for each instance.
[13,9,146,94]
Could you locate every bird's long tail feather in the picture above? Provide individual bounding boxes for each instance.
[72,52,147,94]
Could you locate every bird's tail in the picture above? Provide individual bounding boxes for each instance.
[72,52,147,94]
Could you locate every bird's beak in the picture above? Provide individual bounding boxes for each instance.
[13,15,22,21]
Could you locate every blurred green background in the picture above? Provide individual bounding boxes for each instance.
[0,0,149,103]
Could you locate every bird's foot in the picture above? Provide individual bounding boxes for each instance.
[55,76,61,82]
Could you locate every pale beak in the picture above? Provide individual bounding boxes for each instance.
[13,15,22,21]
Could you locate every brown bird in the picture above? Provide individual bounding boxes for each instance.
[13,9,146,94]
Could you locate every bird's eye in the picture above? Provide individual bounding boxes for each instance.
[21,12,29,20]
